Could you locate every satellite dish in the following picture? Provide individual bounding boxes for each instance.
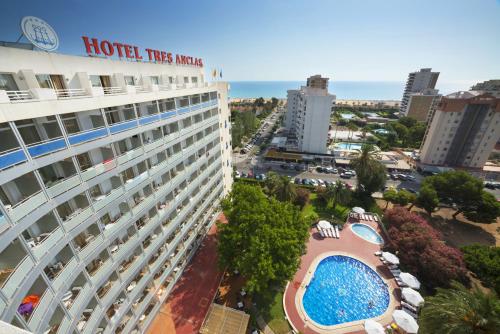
[20,16,59,51]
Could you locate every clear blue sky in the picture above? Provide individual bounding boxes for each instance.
[0,0,498,85]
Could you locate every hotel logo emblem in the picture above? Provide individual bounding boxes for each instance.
[21,16,59,52]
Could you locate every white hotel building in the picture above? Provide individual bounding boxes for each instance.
[284,75,335,154]
[0,46,232,334]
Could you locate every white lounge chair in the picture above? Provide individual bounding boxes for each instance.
[374,251,382,256]
[335,225,340,239]
[390,269,401,277]
[328,228,334,238]
[319,229,325,238]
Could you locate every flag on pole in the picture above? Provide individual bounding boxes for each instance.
[220,70,223,78]
[212,69,217,79]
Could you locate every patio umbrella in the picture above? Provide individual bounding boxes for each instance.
[402,287,425,307]
[364,319,385,334]
[382,251,400,265]
[399,272,421,290]
[352,207,365,214]
[317,220,333,229]
[392,310,419,333]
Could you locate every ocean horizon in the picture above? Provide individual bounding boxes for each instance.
[228,80,473,100]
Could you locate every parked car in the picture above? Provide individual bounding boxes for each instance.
[340,173,352,179]
[235,171,241,178]
[294,178,301,184]
[343,182,353,189]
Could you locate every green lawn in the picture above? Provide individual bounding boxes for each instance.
[301,193,350,225]
[254,289,291,334]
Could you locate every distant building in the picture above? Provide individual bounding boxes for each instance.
[420,91,500,169]
[403,88,441,122]
[470,80,500,95]
[400,68,440,115]
[284,75,336,154]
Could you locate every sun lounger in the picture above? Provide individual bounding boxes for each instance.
[388,264,399,270]
[390,269,401,277]
[374,251,382,256]
[402,306,419,319]
[395,278,408,288]
[334,225,340,239]
[325,229,331,238]
[373,216,379,222]
[401,301,418,313]
[329,228,334,238]
[319,229,325,238]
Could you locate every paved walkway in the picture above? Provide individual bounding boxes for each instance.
[283,217,401,334]
[147,219,224,334]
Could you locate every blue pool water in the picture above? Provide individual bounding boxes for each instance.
[351,223,384,244]
[302,255,389,326]
[334,142,363,150]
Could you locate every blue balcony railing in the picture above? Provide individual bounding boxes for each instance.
[27,138,67,158]
[0,148,27,170]
[0,99,217,169]
[68,128,108,145]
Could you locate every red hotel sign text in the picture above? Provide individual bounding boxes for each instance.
[82,36,203,67]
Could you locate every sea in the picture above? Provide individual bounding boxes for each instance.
[228,81,472,100]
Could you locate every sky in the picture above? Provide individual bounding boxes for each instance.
[0,0,499,86]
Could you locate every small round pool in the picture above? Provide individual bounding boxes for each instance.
[302,255,389,326]
[351,223,384,244]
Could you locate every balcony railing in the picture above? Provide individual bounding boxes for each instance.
[103,87,125,95]
[55,88,88,99]
[6,90,34,101]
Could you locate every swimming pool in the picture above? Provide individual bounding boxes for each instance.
[351,223,384,244]
[302,255,389,326]
[334,142,363,150]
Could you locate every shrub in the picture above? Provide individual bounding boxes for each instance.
[461,244,500,294]
[294,188,310,209]
[385,207,468,290]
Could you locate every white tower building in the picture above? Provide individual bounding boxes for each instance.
[284,75,335,154]
[0,45,232,334]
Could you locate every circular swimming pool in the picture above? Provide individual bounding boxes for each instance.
[302,255,390,326]
[351,223,384,244]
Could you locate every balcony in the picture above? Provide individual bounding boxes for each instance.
[57,193,92,231]
[55,88,88,99]
[0,239,33,298]
[4,90,35,102]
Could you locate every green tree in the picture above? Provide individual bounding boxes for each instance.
[416,184,439,214]
[397,189,417,209]
[350,144,387,196]
[461,244,500,295]
[398,116,417,128]
[391,122,409,146]
[382,188,398,210]
[326,180,351,209]
[217,183,309,293]
[346,122,358,142]
[464,191,500,223]
[293,188,310,208]
[419,281,500,334]
[264,172,296,202]
[422,170,494,220]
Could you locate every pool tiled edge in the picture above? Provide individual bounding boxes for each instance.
[292,251,397,334]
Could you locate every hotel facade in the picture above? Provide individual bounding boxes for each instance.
[0,45,232,334]
[419,91,500,169]
[284,75,335,154]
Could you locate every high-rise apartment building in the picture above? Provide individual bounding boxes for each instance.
[471,80,500,95]
[0,45,232,334]
[284,75,335,154]
[400,68,440,116]
[403,88,441,122]
[420,91,500,168]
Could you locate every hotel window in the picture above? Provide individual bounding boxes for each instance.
[89,75,102,87]
[184,77,189,84]
[124,76,135,86]
[151,76,159,85]
[0,73,19,91]
[36,74,66,90]
[168,76,174,84]
[191,76,198,83]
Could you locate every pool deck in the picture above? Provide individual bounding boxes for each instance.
[283,216,401,334]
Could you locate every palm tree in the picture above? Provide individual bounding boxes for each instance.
[277,176,296,202]
[346,122,358,142]
[420,281,500,334]
[350,144,387,195]
[327,181,351,209]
